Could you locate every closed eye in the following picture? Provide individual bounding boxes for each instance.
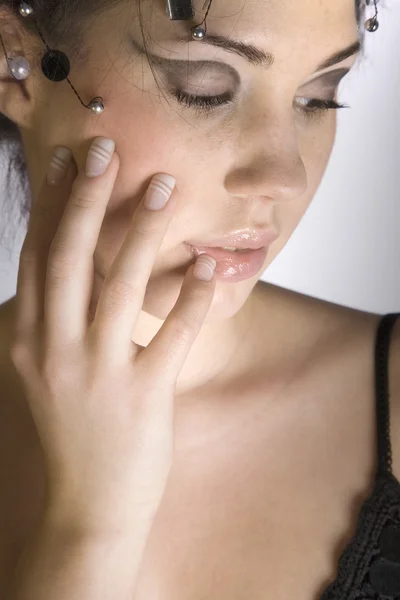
[170,89,349,122]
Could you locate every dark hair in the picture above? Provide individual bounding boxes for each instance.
[0,0,368,251]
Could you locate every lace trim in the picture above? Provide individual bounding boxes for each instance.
[320,472,400,599]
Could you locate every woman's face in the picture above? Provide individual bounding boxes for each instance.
[21,0,361,324]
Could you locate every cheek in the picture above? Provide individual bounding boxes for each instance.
[310,116,337,182]
[299,113,337,190]
[276,116,337,235]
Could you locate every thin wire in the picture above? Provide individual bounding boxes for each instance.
[367,0,379,18]
[28,12,90,109]
[197,0,214,27]
[0,4,91,109]
[0,32,8,62]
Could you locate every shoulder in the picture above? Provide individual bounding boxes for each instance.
[253,281,381,359]
[323,305,400,482]
[255,283,400,477]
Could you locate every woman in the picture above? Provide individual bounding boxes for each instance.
[0,0,399,598]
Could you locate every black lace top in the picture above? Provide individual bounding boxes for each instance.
[320,312,400,600]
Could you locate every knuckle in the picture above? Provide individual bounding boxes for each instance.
[170,288,210,342]
[40,344,83,388]
[19,245,37,266]
[130,221,153,242]
[41,354,68,386]
[47,249,77,280]
[70,183,98,209]
[180,287,210,315]
[172,310,200,341]
[186,285,210,303]
[172,326,191,348]
[9,338,31,368]
[102,277,139,309]
[20,233,43,262]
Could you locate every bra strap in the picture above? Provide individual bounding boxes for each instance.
[375,312,400,478]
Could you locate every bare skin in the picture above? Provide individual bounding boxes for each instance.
[1,290,399,599]
[1,0,400,597]
[0,0,363,400]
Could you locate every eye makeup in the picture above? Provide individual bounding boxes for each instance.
[130,34,355,87]
[129,36,354,121]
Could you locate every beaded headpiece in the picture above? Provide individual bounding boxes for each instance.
[0,0,380,115]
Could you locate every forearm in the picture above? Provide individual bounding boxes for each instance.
[6,516,148,600]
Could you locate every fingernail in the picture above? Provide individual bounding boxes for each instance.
[193,255,217,281]
[143,174,176,210]
[85,137,115,177]
[47,146,72,186]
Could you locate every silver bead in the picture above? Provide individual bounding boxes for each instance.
[18,2,34,17]
[88,97,105,114]
[8,56,30,80]
[365,17,379,32]
[191,26,206,41]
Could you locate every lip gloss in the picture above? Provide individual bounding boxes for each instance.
[184,244,269,283]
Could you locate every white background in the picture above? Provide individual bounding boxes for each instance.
[1,1,399,313]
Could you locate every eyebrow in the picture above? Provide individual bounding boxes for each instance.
[174,35,363,74]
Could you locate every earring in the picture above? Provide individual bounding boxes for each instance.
[6,55,30,80]
[365,0,380,32]
[0,1,104,114]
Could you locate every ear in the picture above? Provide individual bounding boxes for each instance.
[0,10,40,129]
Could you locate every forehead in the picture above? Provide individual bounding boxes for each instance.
[190,0,358,42]
[142,0,359,52]
[134,0,359,74]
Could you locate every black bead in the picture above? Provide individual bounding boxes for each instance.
[41,50,70,82]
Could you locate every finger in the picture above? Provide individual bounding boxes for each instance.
[139,259,216,386]
[44,138,119,347]
[89,174,177,365]
[13,147,76,337]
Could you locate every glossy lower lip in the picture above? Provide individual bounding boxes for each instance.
[184,244,269,282]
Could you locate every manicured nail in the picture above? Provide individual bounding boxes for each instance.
[85,137,115,177]
[47,146,72,186]
[193,255,217,281]
[143,174,176,210]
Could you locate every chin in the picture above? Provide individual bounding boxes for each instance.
[140,264,263,324]
[93,240,276,325]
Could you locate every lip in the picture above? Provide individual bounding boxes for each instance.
[184,244,271,283]
[186,228,279,251]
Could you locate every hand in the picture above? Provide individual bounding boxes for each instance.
[9,137,217,537]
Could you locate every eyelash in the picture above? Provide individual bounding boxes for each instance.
[171,90,348,121]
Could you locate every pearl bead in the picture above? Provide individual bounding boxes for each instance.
[191,26,206,41]
[9,56,30,80]
[88,97,105,114]
[18,2,34,17]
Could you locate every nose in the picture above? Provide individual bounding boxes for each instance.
[224,111,308,204]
